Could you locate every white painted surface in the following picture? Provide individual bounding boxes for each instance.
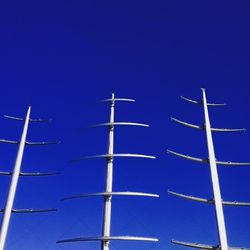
[0,107,31,250]
[202,89,228,250]
[102,93,115,250]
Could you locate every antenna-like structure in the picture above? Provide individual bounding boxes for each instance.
[57,93,159,250]
[168,88,250,250]
[0,107,59,250]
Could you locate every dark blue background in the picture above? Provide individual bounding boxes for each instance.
[0,1,250,249]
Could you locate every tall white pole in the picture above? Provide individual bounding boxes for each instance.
[0,107,31,250]
[102,93,115,250]
[202,89,228,250]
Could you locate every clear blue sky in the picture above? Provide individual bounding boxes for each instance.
[0,1,250,250]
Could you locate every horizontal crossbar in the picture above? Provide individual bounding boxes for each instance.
[172,239,218,250]
[97,98,135,103]
[57,235,158,244]
[0,140,60,145]
[4,115,51,122]
[62,191,159,201]
[89,122,149,128]
[167,149,250,166]
[25,141,60,146]
[171,117,245,132]
[172,240,250,250]
[181,96,226,106]
[72,153,155,162]
[0,171,59,176]
[0,208,57,213]
[168,190,250,206]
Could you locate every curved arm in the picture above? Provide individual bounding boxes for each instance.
[167,149,208,163]
[171,239,218,250]
[11,208,57,213]
[171,117,245,132]
[211,128,246,132]
[171,117,204,130]
[168,190,214,204]
[89,122,149,128]
[72,153,156,162]
[0,139,19,144]
[62,191,159,201]
[4,115,51,122]
[167,149,250,166]
[4,115,24,121]
[57,236,158,244]
[29,118,51,122]
[26,141,60,146]
[20,172,60,176]
[216,160,250,166]
[168,190,250,206]
[97,98,135,103]
[0,171,12,176]
[181,96,226,106]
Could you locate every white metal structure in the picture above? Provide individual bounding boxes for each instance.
[57,93,159,250]
[168,88,250,250]
[0,107,58,250]
[202,88,227,250]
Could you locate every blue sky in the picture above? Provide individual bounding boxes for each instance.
[0,1,250,250]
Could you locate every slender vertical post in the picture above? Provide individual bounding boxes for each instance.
[0,107,31,250]
[102,93,115,250]
[202,89,228,250]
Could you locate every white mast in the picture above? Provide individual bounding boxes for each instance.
[168,88,250,250]
[0,107,58,250]
[57,93,159,249]
[102,92,115,250]
[202,88,228,250]
[0,107,31,250]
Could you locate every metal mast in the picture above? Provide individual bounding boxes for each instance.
[168,88,250,250]
[202,88,227,250]
[102,93,115,250]
[0,107,59,250]
[57,93,159,250]
[0,107,31,250]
